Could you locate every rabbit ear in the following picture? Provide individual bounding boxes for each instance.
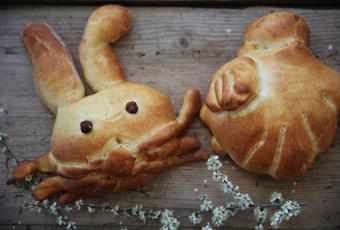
[78,5,131,92]
[22,22,85,115]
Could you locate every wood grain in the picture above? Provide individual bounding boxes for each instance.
[4,0,340,6]
[0,5,340,229]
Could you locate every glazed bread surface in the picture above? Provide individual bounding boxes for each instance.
[201,12,340,180]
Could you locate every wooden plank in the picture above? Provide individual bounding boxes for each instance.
[0,4,340,229]
[3,0,340,6]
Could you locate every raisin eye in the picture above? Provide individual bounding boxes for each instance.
[80,120,93,134]
[126,101,138,114]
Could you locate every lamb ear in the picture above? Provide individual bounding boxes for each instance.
[78,5,131,92]
[22,22,85,115]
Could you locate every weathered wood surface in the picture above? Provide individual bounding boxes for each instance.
[4,0,340,6]
[0,4,339,229]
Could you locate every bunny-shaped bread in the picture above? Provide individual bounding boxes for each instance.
[13,5,208,203]
[200,12,340,180]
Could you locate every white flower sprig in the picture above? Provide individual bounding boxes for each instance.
[270,200,301,229]
[9,149,302,230]
[203,155,302,229]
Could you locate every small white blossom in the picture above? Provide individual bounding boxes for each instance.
[212,171,223,182]
[255,223,264,230]
[17,221,22,225]
[270,192,284,205]
[200,196,213,211]
[202,223,213,230]
[110,205,120,215]
[42,199,49,208]
[271,200,301,229]
[291,189,295,194]
[50,202,59,215]
[254,207,267,224]
[138,210,146,223]
[65,206,73,212]
[293,181,297,186]
[328,44,333,50]
[193,188,198,193]
[222,180,234,193]
[234,193,253,209]
[87,206,96,214]
[203,179,208,184]
[74,199,84,210]
[225,202,238,214]
[160,209,180,230]
[66,221,77,229]
[212,206,230,226]
[149,210,162,219]
[56,216,66,225]
[24,175,32,182]
[226,28,232,33]
[189,212,202,225]
[131,204,143,216]
[206,155,222,171]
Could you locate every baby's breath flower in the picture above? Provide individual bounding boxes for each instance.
[234,193,253,210]
[254,207,267,224]
[74,199,84,210]
[131,204,143,216]
[206,155,222,171]
[66,221,77,229]
[200,196,213,211]
[149,210,162,219]
[87,206,96,214]
[110,205,120,216]
[255,223,264,230]
[42,199,49,208]
[24,175,32,182]
[65,206,73,212]
[189,212,202,225]
[270,192,284,205]
[270,200,301,229]
[212,171,223,182]
[281,200,301,217]
[212,206,230,226]
[160,209,180,230]
[222,180,234,193]
[225,202,238,214]
[138,210,146,223]
[50,202,59,215]
[202,223,213,230]
[56,216,66,225]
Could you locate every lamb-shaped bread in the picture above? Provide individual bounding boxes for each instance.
[12,5,208,203]
[200,12,340,180]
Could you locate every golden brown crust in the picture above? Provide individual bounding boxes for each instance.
[22,22,85,115]
[237,11,309,57]
[79,5,131,91]
[201,11,340,180]
[13,5,207,202]
[205,57,259,112]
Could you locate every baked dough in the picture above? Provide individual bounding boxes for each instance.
[13,5,208,203]
[200,12,340,180]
